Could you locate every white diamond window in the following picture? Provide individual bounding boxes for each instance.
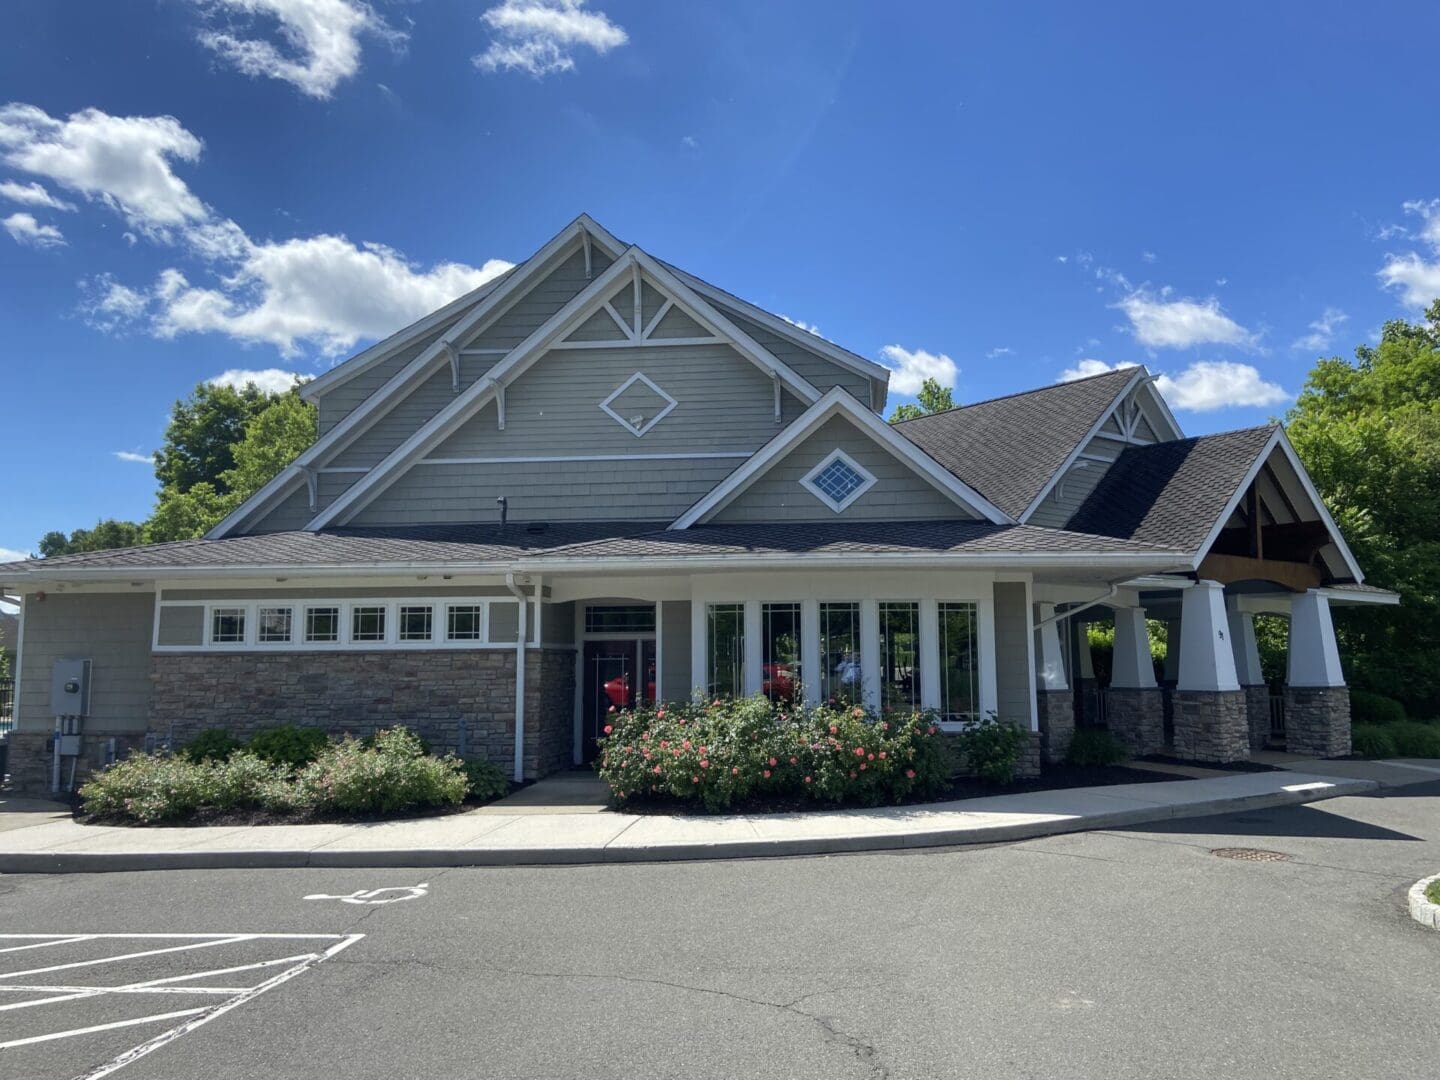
[801,449,877,512]
[599,372,677,437]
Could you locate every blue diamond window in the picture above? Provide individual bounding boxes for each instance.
[803,451,875,511]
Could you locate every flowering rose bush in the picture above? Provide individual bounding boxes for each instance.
[595,696,952,812]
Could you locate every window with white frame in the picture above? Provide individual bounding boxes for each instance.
[706,603,745,699]
[210,607,246,644]
[446,604,483,641]
[305,606,340,643]
[257,606,293,644]
[801,449,876,513]
[818,601,862,706]
[351,606,387,643]
[761,602,802,702]
[399,605,434,642]
[939,601,980,722]
[878,601,920,713]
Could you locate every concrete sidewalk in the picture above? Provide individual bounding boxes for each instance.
[2,758,1433,872]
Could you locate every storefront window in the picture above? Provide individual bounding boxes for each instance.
[761,603,802,701]
[879,601,920,713]
[819,601,862,706]
[706,603,745,698]
[939,601,979,721]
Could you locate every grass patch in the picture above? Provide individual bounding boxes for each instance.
[1426,879,1440,906]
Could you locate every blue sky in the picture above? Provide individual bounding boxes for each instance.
[3,0,1440,563]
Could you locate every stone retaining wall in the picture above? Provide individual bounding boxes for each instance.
[1284,685,1350,758]
[1172,689,1250,763]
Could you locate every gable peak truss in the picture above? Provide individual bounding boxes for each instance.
[303,247,825,530]
[670,386,1012,529]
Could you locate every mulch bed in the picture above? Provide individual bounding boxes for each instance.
[1136,754,1281,773]
[614,763,1187,816]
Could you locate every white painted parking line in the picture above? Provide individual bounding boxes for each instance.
[0,933,364,1078]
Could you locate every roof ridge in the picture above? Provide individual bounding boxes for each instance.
[891,365,1139,425]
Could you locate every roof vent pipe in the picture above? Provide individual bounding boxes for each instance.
[496,496,508,528]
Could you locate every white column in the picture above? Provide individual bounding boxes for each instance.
[654,599,664,704]
[920,596,941,710]
[1023,581,1039,731]
[860,599,881,711]
[1035,603,1068,691]
[690,597,706,698]
[800,598,820,707]
[1111,607,1158,689]
[742,600,763,697]
[1226,600,1264,686]
[1287,589,1345,687]
[1177,580,1240,692]
[977,595,998,719]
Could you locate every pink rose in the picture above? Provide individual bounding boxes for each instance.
[768,757,778,767]
[653,765,662,774]
[656,709,666,719]
[867,753,874,761]
[860,763,867,771]
[763,770,771,779]
[789,756,798,765]
[878,751,886,760]
[854,747,865,757]
[804,775,812,784]
[700,760,709,769]
[731,767,739,776]
[829,725,838,735]
[603,724,613,734]
[906,769,916,779]
[692,776,700,783]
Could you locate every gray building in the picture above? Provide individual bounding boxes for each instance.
[0,215,1396,794]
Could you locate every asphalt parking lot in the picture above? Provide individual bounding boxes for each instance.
[1,782,1437,1080]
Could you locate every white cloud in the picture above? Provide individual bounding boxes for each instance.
[0,178,75,211]
[0,546,29,572]
[80,275,151,333]
[1379,198,1440,309]
[879,344,958,396]
[4,211,65,249]
[1141,251,1157,264]
[779,313,820,336]
[1115,289,1254,349]
[1292,307,1348,352]
[152,239,514,356]
[474,0,627,77]
[194,0,404,100]
[986,346,1013,359]
[681,134,698,150]
[1058,358,1287,412]
[113,450,152,463]
[208,367,310,393]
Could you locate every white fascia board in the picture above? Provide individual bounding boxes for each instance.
[669,386,1012,529]
[1190,427,1284,571]
[205,466,307,540]
[1018,368,1148,522]
[1322,587,1400,606]
[306,253,642,529]
[662,260,893,385]
[16,549,1193,583]
[1138,375,1186,441]
[630,250,820,406]
[299,267,515,403]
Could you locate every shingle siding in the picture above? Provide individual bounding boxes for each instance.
[16,593,154,735]
[710,415,974,523]
[467,248,607,352]
[992,581,1033,728]
[660,599,692,701]
[723,310,874,401]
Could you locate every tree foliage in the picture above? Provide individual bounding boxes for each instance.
[888,378,956,423]
[38,378,316,554]
[1285,300,1440,715]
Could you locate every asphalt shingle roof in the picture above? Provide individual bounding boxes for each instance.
[0,519,1184,576]
[893,367,1139,519]
[1064,425,1278,552]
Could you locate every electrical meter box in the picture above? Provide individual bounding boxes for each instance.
[50,658,91,717]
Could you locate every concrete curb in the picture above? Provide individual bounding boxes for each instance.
[1407,874,1440,931]
[0,777,1377,874]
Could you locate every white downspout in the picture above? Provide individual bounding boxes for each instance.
[505,571,528,783]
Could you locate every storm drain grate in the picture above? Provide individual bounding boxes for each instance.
[1210,847,1291,862]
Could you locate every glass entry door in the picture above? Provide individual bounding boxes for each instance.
[582,639,655,761]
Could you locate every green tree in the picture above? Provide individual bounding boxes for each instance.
[153,381,276,496]
[1285,299,1440,714]
[888,378,956,423]
[38,519,147,558]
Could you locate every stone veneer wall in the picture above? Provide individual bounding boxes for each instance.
[1106,688,1165,756]
[1284,686,1351,758]
[1172,690,1250,763]
[1243,685,1271,750]
[149,647,580,779]
[944,728,1041,779]
[1037,690,1075,764]
[5,733,151,797]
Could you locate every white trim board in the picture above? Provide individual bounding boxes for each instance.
[305,248,824,530]
[670,386,1012,529]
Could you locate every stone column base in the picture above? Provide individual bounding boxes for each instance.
[1106,687,1165,756]
[1284,686,1351,757]
[1037,689,1075,764]
[944,729,1041,779]
[1172,689,1250,763]
[1242,685,1271,749]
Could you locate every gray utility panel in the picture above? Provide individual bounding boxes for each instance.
[50,658,92,717]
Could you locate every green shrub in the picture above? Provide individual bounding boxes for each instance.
[1066,728,1130,767]
[1350,690,1407,727]
[462,757,510,801]
[246,725,330,768]
[1384,721,1440,759]
[954,714,1029,785]
[360,726,431,755]
[1351,724,1398,759]
[80,754,215,823]
[293,728,467,814]
[1427,879,1440,907]
[178,729,243,764]
[596,695,952,812]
